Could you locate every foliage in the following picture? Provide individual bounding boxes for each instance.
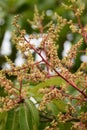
[0,0,87,130]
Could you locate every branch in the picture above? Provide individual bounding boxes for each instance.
[73,6,87,45]
[24,37,87,98]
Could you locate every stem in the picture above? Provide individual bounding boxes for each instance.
[4,60,42,73]
[53,68,87,97]
[24,37,87,98]
[73,6,87,45]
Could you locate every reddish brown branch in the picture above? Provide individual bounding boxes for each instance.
[73,6,87,45]
[24,37,87,98]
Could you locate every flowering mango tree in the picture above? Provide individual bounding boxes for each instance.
[0,0,87,130]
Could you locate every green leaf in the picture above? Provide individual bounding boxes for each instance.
[25,99,39,130]
[0,1,7,10]
[0,112,7,122]
[53,99,67,113]
[24,101,33,130]
[0,112,7,130]
[59,122,72,130]
[3,99,39,130]
[29,77,66,96]
[5,108,19,130]
[19,100,39,130]
[47,102,60,117]
[19,104,30,130]
[80,102,87,113]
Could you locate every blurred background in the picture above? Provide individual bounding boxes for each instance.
[0,0,87,71]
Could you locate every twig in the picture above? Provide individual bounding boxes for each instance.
[73,6,87,45]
